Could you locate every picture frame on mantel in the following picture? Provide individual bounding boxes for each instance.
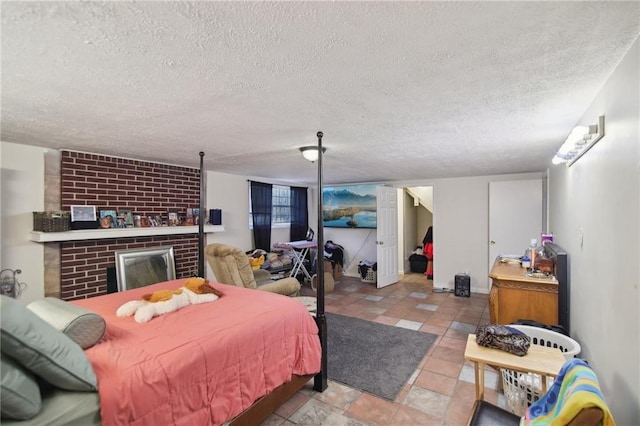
[99,209,117,229]
[70,205,99,230]
[185,207,200,226]
[117,209,134,228]
[167,210,179,227]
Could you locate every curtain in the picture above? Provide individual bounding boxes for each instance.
[250,181,272,250]
[290,186,308,241]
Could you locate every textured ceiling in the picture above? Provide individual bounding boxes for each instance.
[2,2,639,185]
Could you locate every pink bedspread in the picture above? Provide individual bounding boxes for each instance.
[72,279,321,425]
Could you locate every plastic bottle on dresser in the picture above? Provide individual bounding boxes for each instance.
[528,239,537,269]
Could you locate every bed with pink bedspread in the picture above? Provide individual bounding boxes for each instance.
[72,278,321,426]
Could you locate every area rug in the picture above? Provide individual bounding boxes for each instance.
[326,312,437,401]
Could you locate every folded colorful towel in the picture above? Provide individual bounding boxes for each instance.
[524,358,615,425]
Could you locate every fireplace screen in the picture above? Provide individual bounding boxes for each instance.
[114,246,176,292]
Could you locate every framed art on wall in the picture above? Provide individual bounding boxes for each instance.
[322,184,377,228]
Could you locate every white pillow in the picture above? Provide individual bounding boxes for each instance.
[28,298,106,349]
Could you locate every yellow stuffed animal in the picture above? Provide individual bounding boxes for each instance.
[117,277,223,323]
[248,254,265,270]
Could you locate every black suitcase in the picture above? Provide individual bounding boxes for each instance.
[409,254,427,273]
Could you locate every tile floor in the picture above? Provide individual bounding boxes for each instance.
[260,272,506,426]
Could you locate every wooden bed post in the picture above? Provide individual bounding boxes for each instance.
[198,151,205,278]
[314,131,328,392]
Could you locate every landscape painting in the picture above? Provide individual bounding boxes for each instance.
[323,184,377,229]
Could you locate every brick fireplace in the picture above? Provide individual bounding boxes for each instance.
[54,151,201,300]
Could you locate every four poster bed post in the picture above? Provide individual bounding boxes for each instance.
[314,131,328,392]
[194,135,327,423]
[198,151,205,278]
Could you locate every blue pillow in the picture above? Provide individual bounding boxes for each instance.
[0,296,97,391]
[0,353,42,420]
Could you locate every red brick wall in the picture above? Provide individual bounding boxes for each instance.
[60,151,201,300]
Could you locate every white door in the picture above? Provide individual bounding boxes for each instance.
[376,186,398,288]
[488,179,543,283]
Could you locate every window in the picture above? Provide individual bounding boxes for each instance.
[249,184,292,226]
[271,185,291,224]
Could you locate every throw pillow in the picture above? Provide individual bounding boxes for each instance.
[0,296,97,391]
[0,353,42,420]
[27,297,106,349]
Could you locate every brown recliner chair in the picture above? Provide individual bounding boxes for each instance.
[205,243,300,297]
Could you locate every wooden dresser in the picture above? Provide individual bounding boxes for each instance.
[488,258,559,325]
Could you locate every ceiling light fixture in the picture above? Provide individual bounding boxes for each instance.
[552,116,605,166]
[299,146,327,163]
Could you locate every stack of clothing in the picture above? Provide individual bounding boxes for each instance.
[324,241,344,269]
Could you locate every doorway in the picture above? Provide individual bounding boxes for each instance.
[402,186,434,278]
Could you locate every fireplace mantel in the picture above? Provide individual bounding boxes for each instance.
[29,225,225,243]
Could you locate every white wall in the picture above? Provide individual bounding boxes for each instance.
[548,37,639,424]
[204,170,252,255]
[394,173,543,293]
[432,177,489,291]
[0,142,46,304]
[204,171,308,280]
[309,176,543,287]
[324,227,377,277]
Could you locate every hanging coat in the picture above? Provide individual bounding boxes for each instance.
[422,226,433,260]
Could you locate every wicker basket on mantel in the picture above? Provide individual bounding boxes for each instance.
[33,211,71,232]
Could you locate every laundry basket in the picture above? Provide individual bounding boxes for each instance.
[358,261,377,284]
[501,325,581,416]
[361,269,377,284]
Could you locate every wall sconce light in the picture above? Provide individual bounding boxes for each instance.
[299,146,327,163]
[552,115,605,166]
